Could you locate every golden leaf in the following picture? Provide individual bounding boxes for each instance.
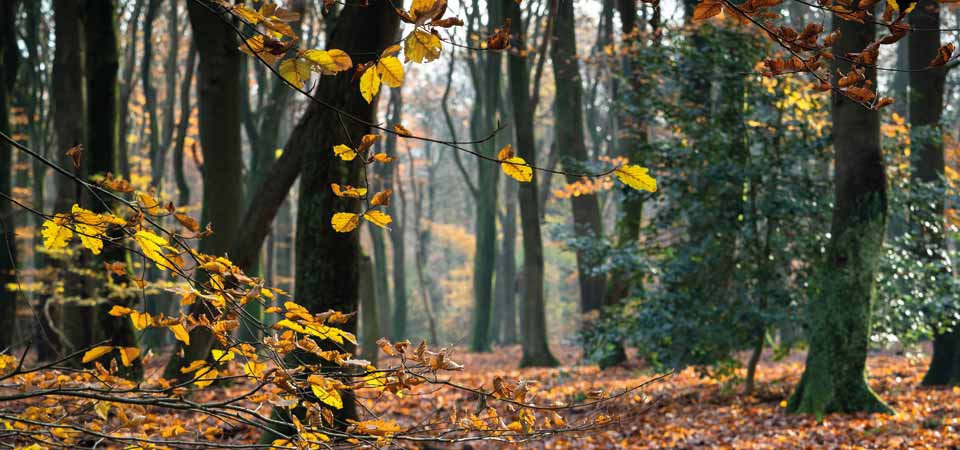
[41,214,73,250]
[614,164,657,192]
[404,29,442,63]
[331,183,368,198]
[501,156,533,183]
[307,375,344,409]
[134,230,177,271]
[82,346,114,364]
[211,349,235,362]
[331,212,360,233]
[169,324,190,345]
[193,367,218,388]
[279,58,312,89]
[119,347,140,367]
[377,56,404,88]
[180,360,208,374]
[359,65,381,104]
[363,210,393,229]
[130,311,153,331]
[333,144,358,161]
[372,153,396,163]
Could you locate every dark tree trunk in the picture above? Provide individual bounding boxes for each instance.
[83,0,143,380]
[143,0,163,188]
[258,0,399,440]
[164,0,244,379]
[0,0,21,352]
[369,221,391,338]
[118,0,145,181]
[507,0,558,367]
[786,13,892,415]
[471,0,503,353]
[173,44,197,207]
[551,0,606,317]
[383,89,408,341]
[906,0,955,386]
[494,181,518,345]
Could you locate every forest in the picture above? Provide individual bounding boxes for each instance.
[0,0,959,448]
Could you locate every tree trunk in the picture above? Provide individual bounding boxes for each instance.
[143,0,163,188]
[164,0,244,379]
[173,44,197,207]
[471,0,504,353]
[550,0,606,317]
[258,0,398,440]
[786,13,892,415]
[118,0,145,181]
[359,254,379,365]
[507,0,558,367]
[83,0,144,380]
[0,0,21,352]
[369,221,391,338]
[906,0,954,386]
[494,181,518,345]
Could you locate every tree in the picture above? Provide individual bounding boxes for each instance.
[165,0,244,379]
[83,0,144,380]
[0,0,20,352]
[907,0,954,386]
[550,0,606,322]
[506,0,558,367]
[383,88,409,341]
[786,12,893,415]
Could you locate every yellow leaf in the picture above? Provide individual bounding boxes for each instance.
[169,324,190,345]
[501,156,533,183]
[331,212,360,233]
[242,360,267,379]
[497,144,515,160]
[137,193,163,216]
[377,56,404,88]
[363,210,392,229]
[359,65,380,104]
[180,360,208,374]
[119,347,140,367]
[134,230,175,271]
[94,401,111,421]
[393,124,413,136]
[211,349,235,362]
[372,152,396,163]
[886,0,900,11]
[326,49,353,71]
[82,346,114,364]
[193,367,218,388]
[404,29,442,63]
[130,311,153,330]
[41,214,73,250]
[307,375,343,409]
[302,49,353,74]
[331,183,368,198]
[108,305,134,317]
[333,144,357,161]
[347,418,402,436]
[614,164,657,192]
[279,58,312,89]
[232,4,262,24]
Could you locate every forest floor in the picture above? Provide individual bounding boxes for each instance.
[363,345,960,449]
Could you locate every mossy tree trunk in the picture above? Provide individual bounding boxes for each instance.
[786,12,892,416]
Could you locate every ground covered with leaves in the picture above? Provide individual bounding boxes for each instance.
[364,346,959,449]
[6,346,957,449]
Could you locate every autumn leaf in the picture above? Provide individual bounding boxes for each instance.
[169,324,190,345]
[119,347,140,367]
[192,367,218,388]
[363,210,393,229]
[393,124,413,136]
[693,0,723,20]
[302,49,353,74]
[614,164,657,192]
[357,134,380,153]
[499,146,532,182]
[331,212,360,233]
[138,193,164,216]
[347,418,402,436]
[405,29,442,63]
[180,360,208,374]
[175,213,200,232]
[211,349,235,362]
[331,183,368,198]
[372,152,396,163]
[82,346,114,364]
[377,56,404,88]
[65,144,83,169]
[134,230,176,271]
[307,375,343,409]
[41,214,73,250]
[370,190,392,206]
[242,360,268,379]
[333,144,358,161]
[360,65,381,103]
[130,311,153,331]
[279,58,312,89]
[930,43,955,67]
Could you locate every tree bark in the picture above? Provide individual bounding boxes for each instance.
[507,0,558,367]
[906,0,955,387]
[550,0,606,317]
[164,0,244,379]
[83,0,144,380]
[383,89,408,341]
[0,0,21,352]
[786,13,892,415]
[173,44,197,207]
[258,0,399,440]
